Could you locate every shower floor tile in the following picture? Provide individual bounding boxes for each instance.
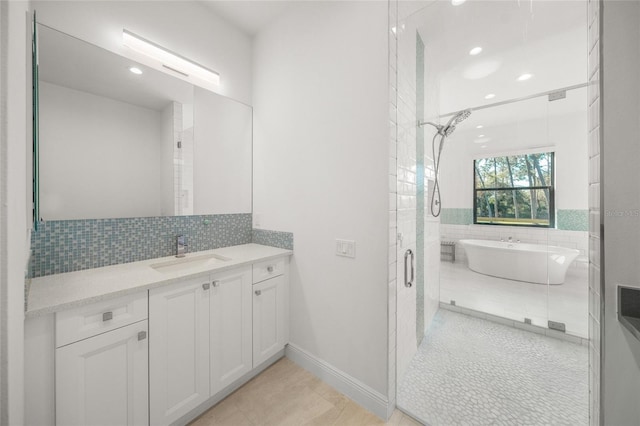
[398,309,588,426]
[439,261,588,338]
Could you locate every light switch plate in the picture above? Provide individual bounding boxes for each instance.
[336,239,356,258]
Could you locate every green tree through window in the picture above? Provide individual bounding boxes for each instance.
[474,152,555,227]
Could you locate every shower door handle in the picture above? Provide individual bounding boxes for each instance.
[404,249,414,288]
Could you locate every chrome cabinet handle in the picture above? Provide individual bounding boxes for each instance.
[202,283,210,290]
[267,266,274,273]
[255,290,262,296]
[404,249,414,288]
[102,312,113,321]
[212,281,220,288]
[137,331,147,341]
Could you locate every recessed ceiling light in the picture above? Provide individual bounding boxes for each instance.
[517,73,533,81]
[485,93,496,99]
[469,47,483,56]
[476,125,484,129]
[129,67,143,75]
[474,137,491,144]
[451,0,467,5]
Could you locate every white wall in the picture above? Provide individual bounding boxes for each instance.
[252,0,389,399]
[39,82,163,220]
[601,2,640,424]
[32,0,253,105]
[193,87,252,215]
[0,1,30,424]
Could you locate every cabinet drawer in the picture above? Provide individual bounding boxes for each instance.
[252,258,285,284]
[56,292,148,348]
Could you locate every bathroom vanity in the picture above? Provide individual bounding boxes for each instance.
[25,243,291,426]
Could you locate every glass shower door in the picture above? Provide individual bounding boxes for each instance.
[546,85,590,340]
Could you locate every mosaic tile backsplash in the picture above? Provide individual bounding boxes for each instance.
[30,214,252,278]
[440,208,588,232]
[252,229,294,250]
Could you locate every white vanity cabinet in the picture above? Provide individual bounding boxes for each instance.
[149,266,254,426]
[210,267,253,395]
[149,275,211,426]
[252,259,289,367]
[26,246,292,426]
[55,292,149,426]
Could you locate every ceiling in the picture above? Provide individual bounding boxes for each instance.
[403,0,589,158]
[199,1,293,36]
[413,0,588,114]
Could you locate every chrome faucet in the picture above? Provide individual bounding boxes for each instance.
[176,235,188,258]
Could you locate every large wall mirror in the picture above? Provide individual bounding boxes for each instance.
[34,23,252,221]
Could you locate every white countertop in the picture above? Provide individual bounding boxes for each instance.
[26,244,292,318]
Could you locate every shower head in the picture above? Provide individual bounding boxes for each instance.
[442,109,471,136]
[418,109,472,136]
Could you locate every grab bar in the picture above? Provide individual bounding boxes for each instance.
[404,249,414,288]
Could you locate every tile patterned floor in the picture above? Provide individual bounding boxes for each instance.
[398,310,588,426]
[190,357,422,426]
[440,261,589,338]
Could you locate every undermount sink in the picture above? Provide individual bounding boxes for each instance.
[150,253,231,273]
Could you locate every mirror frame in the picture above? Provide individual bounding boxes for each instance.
[32,13,40,230]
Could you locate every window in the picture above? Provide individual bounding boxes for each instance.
[474,152,555,227]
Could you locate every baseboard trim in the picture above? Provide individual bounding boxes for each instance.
[285,343,390,420]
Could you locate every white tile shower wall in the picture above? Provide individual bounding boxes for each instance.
[173,102,194,215]
[394,5,440,390]
[173,102,184,214]
[395,10,418,386]
[587,1,601,425]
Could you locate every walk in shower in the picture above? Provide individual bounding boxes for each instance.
[391,0,591,424]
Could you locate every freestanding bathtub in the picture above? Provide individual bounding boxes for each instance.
[459,239,580,285]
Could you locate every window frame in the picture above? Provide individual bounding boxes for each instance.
[473,152,555,228]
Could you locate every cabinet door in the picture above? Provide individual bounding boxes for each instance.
[210,267,252,395]
[253,275,289,367]
[56,320,148,426]
[149,277,210,426]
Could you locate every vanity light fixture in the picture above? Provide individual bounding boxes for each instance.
[129,66,143,75]
[469,46,483,56]
[122,29,220,85]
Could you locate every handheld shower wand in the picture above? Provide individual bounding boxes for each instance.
[418,109,471,217]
